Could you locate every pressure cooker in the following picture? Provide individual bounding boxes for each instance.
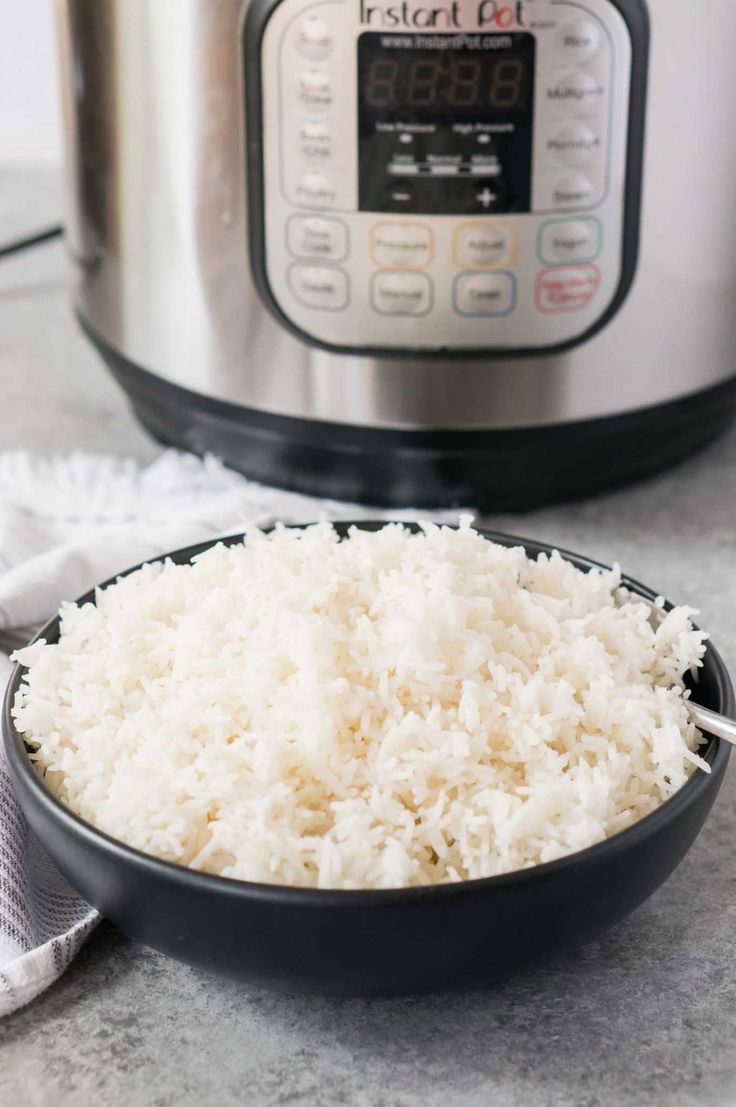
[57,0,736,507]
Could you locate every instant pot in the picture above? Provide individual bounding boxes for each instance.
[57,0,736,507]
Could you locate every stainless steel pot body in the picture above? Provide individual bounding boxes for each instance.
[58,0,736,433]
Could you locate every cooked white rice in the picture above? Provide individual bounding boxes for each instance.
[11,520,709,890]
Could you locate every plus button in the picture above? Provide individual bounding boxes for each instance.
[476,187,496,209]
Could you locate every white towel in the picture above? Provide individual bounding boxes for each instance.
[0,449,458,1016]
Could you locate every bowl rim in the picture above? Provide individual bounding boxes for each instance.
[2,522,733,908]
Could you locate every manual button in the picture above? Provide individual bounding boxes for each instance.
[289,264,348,311]
[287,215,347,261]
[371,271,432,316]
[370,223,433,269]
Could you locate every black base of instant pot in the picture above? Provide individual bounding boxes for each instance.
[93,330,736,510]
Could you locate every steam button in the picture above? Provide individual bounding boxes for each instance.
[371,271,432,316]
[289,264,348,310]
[552,172,597,208]
[295,15,333,60]
[555,19,601,63]
[297,70,333,111]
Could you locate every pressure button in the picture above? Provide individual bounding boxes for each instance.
[370,223,433,269]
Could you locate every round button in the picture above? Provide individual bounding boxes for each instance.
[552,172,597,208]
[295,171,337,206]
[555,19,601,63]
[297,71,333,111]
[289,264,348,311]
[295,15,333,60]
[546,68,605,113]
[539,218,601,264]
[298,120,332,162]
[454,272,515,317]
[371,271,432,316]
[370,222,433,269]
[546,122,602,167]
[287,215,348,261]
[454,223,514,268]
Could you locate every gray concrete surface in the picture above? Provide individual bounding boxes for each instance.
[1,170,736,1106]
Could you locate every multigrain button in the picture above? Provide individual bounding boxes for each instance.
[552,172,596,208]
[546,68,605,112]
[287,215,348,261]
[546,122,602,167]
[555,19,601,63]
[453,272,516,317]
[297,70,333,111]
[295,171,336,205]
[370,223,433,269]
[298,120,332,162]
[539,218,601,264]
[289,264,348,310]
[294,15,333,60]
[454,222,515,268]
[371,271,432,316]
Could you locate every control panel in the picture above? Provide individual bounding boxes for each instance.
[246,0,647,354]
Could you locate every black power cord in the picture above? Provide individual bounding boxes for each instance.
[0,225,64,259]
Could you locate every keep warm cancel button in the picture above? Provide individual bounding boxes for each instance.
[535,264,601,313]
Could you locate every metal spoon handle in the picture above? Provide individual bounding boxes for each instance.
[687,701,736,748]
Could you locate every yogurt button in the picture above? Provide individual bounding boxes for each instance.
[295,16,333,60]
[555,19,601,63]
[539,219,601,264]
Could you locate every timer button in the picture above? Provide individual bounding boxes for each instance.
[546,122,602,167]
[453,272,516,317]
[546,68,605,112]
[294,171,337,206]
[298,121,333,162]
[289,264,348,311]
[371,271,432,316]
[287,215,348,262]
[294,15,333,60]
[297,70,333,111]
[453,222,516,269]
[552,172,597,208]
[555,19,601,63]
[370,223,433,270]
[538,218,601,264]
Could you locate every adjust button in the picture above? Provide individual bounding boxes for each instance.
[370,223,433,269]
[555,19,601,63]
[453,222,515,268]
[538,218,601,264]
[297,70,333,111]
[453,272,516,317]
[294,15,333,60]
[288,215,348,261]
[545,68,606,112]
[371,271,432,316]
[289,265,348,311]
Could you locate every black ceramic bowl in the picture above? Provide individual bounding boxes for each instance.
[2,525,733,997]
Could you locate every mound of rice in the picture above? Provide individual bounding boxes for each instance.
[11,520,709,889]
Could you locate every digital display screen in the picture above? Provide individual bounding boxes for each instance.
[358,32,535,215]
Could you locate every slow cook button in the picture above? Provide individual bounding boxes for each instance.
[287,215,347,261]
[546,122,602,167]
[538,218,601,264]
[371,271,432,316]
[535,264,601,313]
[454,222,515,268]
[370,223,433,269]
[289,264,348,310]
[294,15,333,60]
[453,272,516,317]
[295,171,336,205]
[545,68,605,112]
[555,19,601,63]
[297,70,333,111]
[552,172,596,208]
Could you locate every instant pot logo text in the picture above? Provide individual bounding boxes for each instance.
[359,1,526,30]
